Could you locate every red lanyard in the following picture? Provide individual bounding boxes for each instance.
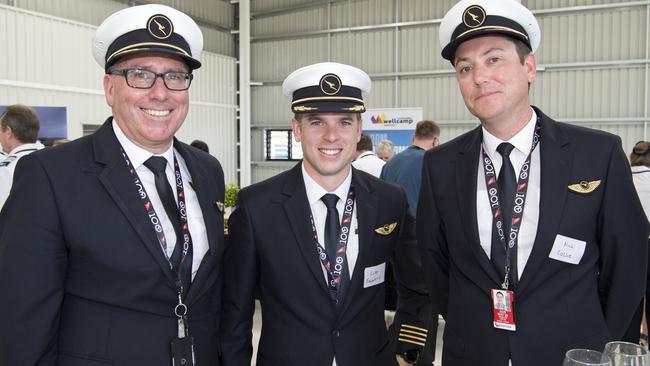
[480,119,540,289]
[119,149,193,289]
[309,186,355,301]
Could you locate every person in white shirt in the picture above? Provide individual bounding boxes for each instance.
[0,104,44,209]
[376,139,395,162]
[418,0,649,365]
[221,62,431,366]
[352,135,385,177]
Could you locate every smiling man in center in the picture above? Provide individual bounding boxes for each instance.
[221,62,431,366]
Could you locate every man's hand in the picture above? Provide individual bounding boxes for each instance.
[396,355,410,366]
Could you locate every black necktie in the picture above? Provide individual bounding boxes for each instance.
[144,156,192,294]
[491,143,518,289]
[321,193,350,303]
[321,194,340,262]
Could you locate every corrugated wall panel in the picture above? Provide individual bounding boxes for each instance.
[179,105,238,185]
[252,7,326,35]
[330,0,394,28]
[0,6,102,90]
[252,0,313,13]
[437,122,480,144]
[399,76,472,121]
[330,30,395,74]
[252,164,291,183]
[532,67,645,119]
[399,25,442,72]
[150,0,234,29]
[537,7,646,64]
[366,79,395,110]
[524,0,635,11]
[15,0,125,26]
[13,1,234,56]
[252,85,293,125]
[193,53,237,105]
[252,37,329,81]
[400,0,455,21]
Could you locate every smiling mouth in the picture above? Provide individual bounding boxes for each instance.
[476,91,498,100]
[319,148,342,156]
[141,108,171,117]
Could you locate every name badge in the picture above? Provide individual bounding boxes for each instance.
[548,234,586,265]
[492,289,516,331]
[363,262,386,288]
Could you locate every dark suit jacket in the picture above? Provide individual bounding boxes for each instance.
[418,107,649,366]
[220,164,430,366]
[0,119,225,366]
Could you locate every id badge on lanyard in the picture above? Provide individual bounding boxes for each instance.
[491,289,516,331]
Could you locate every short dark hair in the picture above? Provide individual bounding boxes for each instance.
[414,120,440,140]
[190,139,209,153]
[508,37,532,65]
[356,135,373,152]
[0,104,39,143]
[631,141,650,167]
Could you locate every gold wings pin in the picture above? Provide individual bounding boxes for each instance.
[375,222,398,236]
[568,180,601,194]
[215,201,225,213]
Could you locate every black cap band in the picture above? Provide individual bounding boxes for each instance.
[105,28,200,70]
[291,85,365,113]
[442,15,531,61]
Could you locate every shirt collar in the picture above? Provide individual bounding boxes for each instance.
[8,141,45,155]
[302,163,353,206]
[482,108,538,158]
[112,119,174,168]
[355,151,376,160]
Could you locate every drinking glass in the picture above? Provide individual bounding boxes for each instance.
[563,349,612,366]
[602,341,650,366]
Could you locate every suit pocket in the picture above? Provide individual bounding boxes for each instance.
[58,352,114,365]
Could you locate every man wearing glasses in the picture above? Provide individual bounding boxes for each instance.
[0,5,225,366]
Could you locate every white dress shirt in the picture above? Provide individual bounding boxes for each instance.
[302,163,359,366]
[113,121,209,280]
[352,151,385,178]
[476,109,541,280]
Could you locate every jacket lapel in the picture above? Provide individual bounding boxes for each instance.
[338,169,377,315]
[280,164,332,297]
[455,127,503,286]
[516,108,570,296]
[91,119,177,288]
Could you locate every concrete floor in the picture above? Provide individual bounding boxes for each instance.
[250,301,445,365]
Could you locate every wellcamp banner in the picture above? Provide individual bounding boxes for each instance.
[361,107,423,154]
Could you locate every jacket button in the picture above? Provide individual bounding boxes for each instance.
[332,330,340,337]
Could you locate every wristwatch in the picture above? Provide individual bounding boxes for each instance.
[398,349,420,364]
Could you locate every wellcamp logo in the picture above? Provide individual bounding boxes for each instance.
[370,113,414,126]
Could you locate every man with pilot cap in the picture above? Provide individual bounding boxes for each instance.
[417,0,649,365]
[0,4,225,365]
[221,62,431,366]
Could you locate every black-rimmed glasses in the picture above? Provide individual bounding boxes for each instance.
[107,68,193,91]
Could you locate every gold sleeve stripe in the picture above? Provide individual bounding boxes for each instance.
[398,338,426,347]
[400,329,428,338]
[399,333,427,342]
[401,324,428,333]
